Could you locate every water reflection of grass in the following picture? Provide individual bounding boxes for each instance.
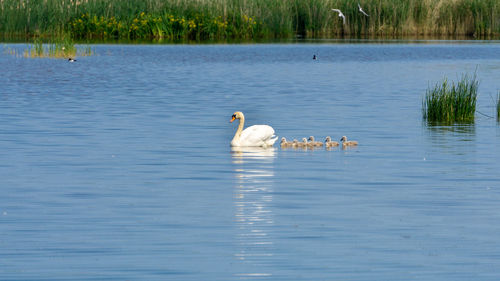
[0,0,499,40]
[423,73,478,125]
[424,123,477,161]
[425,123,476,136]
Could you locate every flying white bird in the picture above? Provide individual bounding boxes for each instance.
[358,3,369,17]
[331,9,346,25]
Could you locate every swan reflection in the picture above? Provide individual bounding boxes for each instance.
[231,146,276,164]
[231,147,276,278]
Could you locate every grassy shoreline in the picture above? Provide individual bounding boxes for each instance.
[1,0,499,40]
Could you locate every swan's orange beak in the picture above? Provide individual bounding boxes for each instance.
[230,116,235,123]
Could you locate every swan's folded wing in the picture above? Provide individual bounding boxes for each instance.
[240,125,276,146]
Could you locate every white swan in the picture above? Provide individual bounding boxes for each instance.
[230,111,278,147]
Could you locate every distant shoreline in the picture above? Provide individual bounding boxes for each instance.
[2,35,500,45]
[1,0,499,40]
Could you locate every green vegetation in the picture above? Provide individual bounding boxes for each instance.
[423,73,479,124]
[6,38,93,58]
[0,0,499,40]
[23,38,76,58]
[497,92,500,121]
[67,11,261,40]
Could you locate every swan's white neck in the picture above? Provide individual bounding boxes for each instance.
[231,115,245,146]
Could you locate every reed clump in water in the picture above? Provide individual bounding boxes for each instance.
[497,92,500,122]
[0,0,499,40]
[23,38,76,58]
[423,73,479,124]
[21,38,92,58]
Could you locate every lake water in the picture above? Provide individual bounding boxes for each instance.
[1,40,500,280]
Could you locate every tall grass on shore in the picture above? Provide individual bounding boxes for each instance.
[1,0,499,40]
[423,73,479,124]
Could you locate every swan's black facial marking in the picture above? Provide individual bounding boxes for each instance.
[232,114,236,119]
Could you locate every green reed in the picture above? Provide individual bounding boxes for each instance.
[423,73,479,124]
[22,38,92,58]
[497,92,500,121]
[1,0,499,39]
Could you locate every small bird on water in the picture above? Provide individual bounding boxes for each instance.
[68,58,77,62]
[280,137,293,148]
[340,136,358,148]
[308,136,323,147]
[325,136,340,148]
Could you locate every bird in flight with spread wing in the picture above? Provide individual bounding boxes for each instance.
[331,9,346,25]
[358,3,369,17]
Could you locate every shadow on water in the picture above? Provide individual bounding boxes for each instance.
[230,147,276,279]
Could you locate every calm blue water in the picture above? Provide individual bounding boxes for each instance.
[1,41,500,280]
